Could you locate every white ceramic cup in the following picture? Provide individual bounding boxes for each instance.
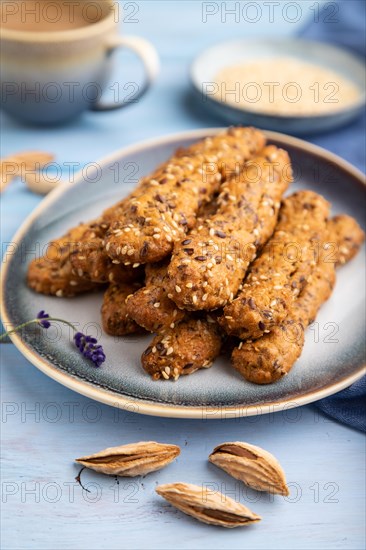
[0,0,160,124]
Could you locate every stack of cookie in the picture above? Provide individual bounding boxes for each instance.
[27,127,365,384]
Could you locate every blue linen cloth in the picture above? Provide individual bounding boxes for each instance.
[301,0,366,432]
[316,377,366,433]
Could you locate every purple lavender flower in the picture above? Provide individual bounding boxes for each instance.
[74,332,106,368]
[1,312,107,369]
[37,310,51,329]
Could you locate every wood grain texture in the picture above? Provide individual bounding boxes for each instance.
[1,347,365,550]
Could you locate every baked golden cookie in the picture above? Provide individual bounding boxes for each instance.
[125,260,186,333]
[27,224,100,297]
[101,283,145,336]
[69,219,143,284]
[166,146,292,311]
[220,191,330,339]
[104,127,266,265]
[231,215,365,384]
[141,317,222,380]
[125,199,220,332]
[326,215,365,266]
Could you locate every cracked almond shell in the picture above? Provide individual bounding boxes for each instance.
[209,441,289,496]
[76,441,180,477]
[156,482,261,528]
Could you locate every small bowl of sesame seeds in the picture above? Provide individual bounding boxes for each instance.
[191,38,365,135]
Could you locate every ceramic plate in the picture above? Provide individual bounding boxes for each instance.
[191,39,366,135]
[1,129,365,418]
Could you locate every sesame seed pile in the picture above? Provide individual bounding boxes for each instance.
[214,58,361,116]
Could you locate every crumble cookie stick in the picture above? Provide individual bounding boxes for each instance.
[102,181,219,238]
[69,219,143,284]
[141,317,222,381]
[326,215,365,266]
[253,145,293,249]
[38,165,154,286]
[27,149,220,297]
[125,199,219,332]
[231,215,365,384]
[166,146,292,310]
[27,224,100,297]
[125,260,186,333]
[101,283,145,336]
[52,164,177,284]
[70,194,146,284]
[220,191,330,339]
[105,127,266,265]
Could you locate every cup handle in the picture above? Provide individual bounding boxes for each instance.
[91,35,160,112]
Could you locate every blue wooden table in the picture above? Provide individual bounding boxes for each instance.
[1,2,365,549]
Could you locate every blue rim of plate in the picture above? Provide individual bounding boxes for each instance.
[1,128,365,418]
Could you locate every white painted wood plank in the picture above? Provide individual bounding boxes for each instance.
[1,346,364,550]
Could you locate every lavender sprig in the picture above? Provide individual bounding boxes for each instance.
[74,332,106,368]
[37,310,51,329]
[1,311,106,368]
